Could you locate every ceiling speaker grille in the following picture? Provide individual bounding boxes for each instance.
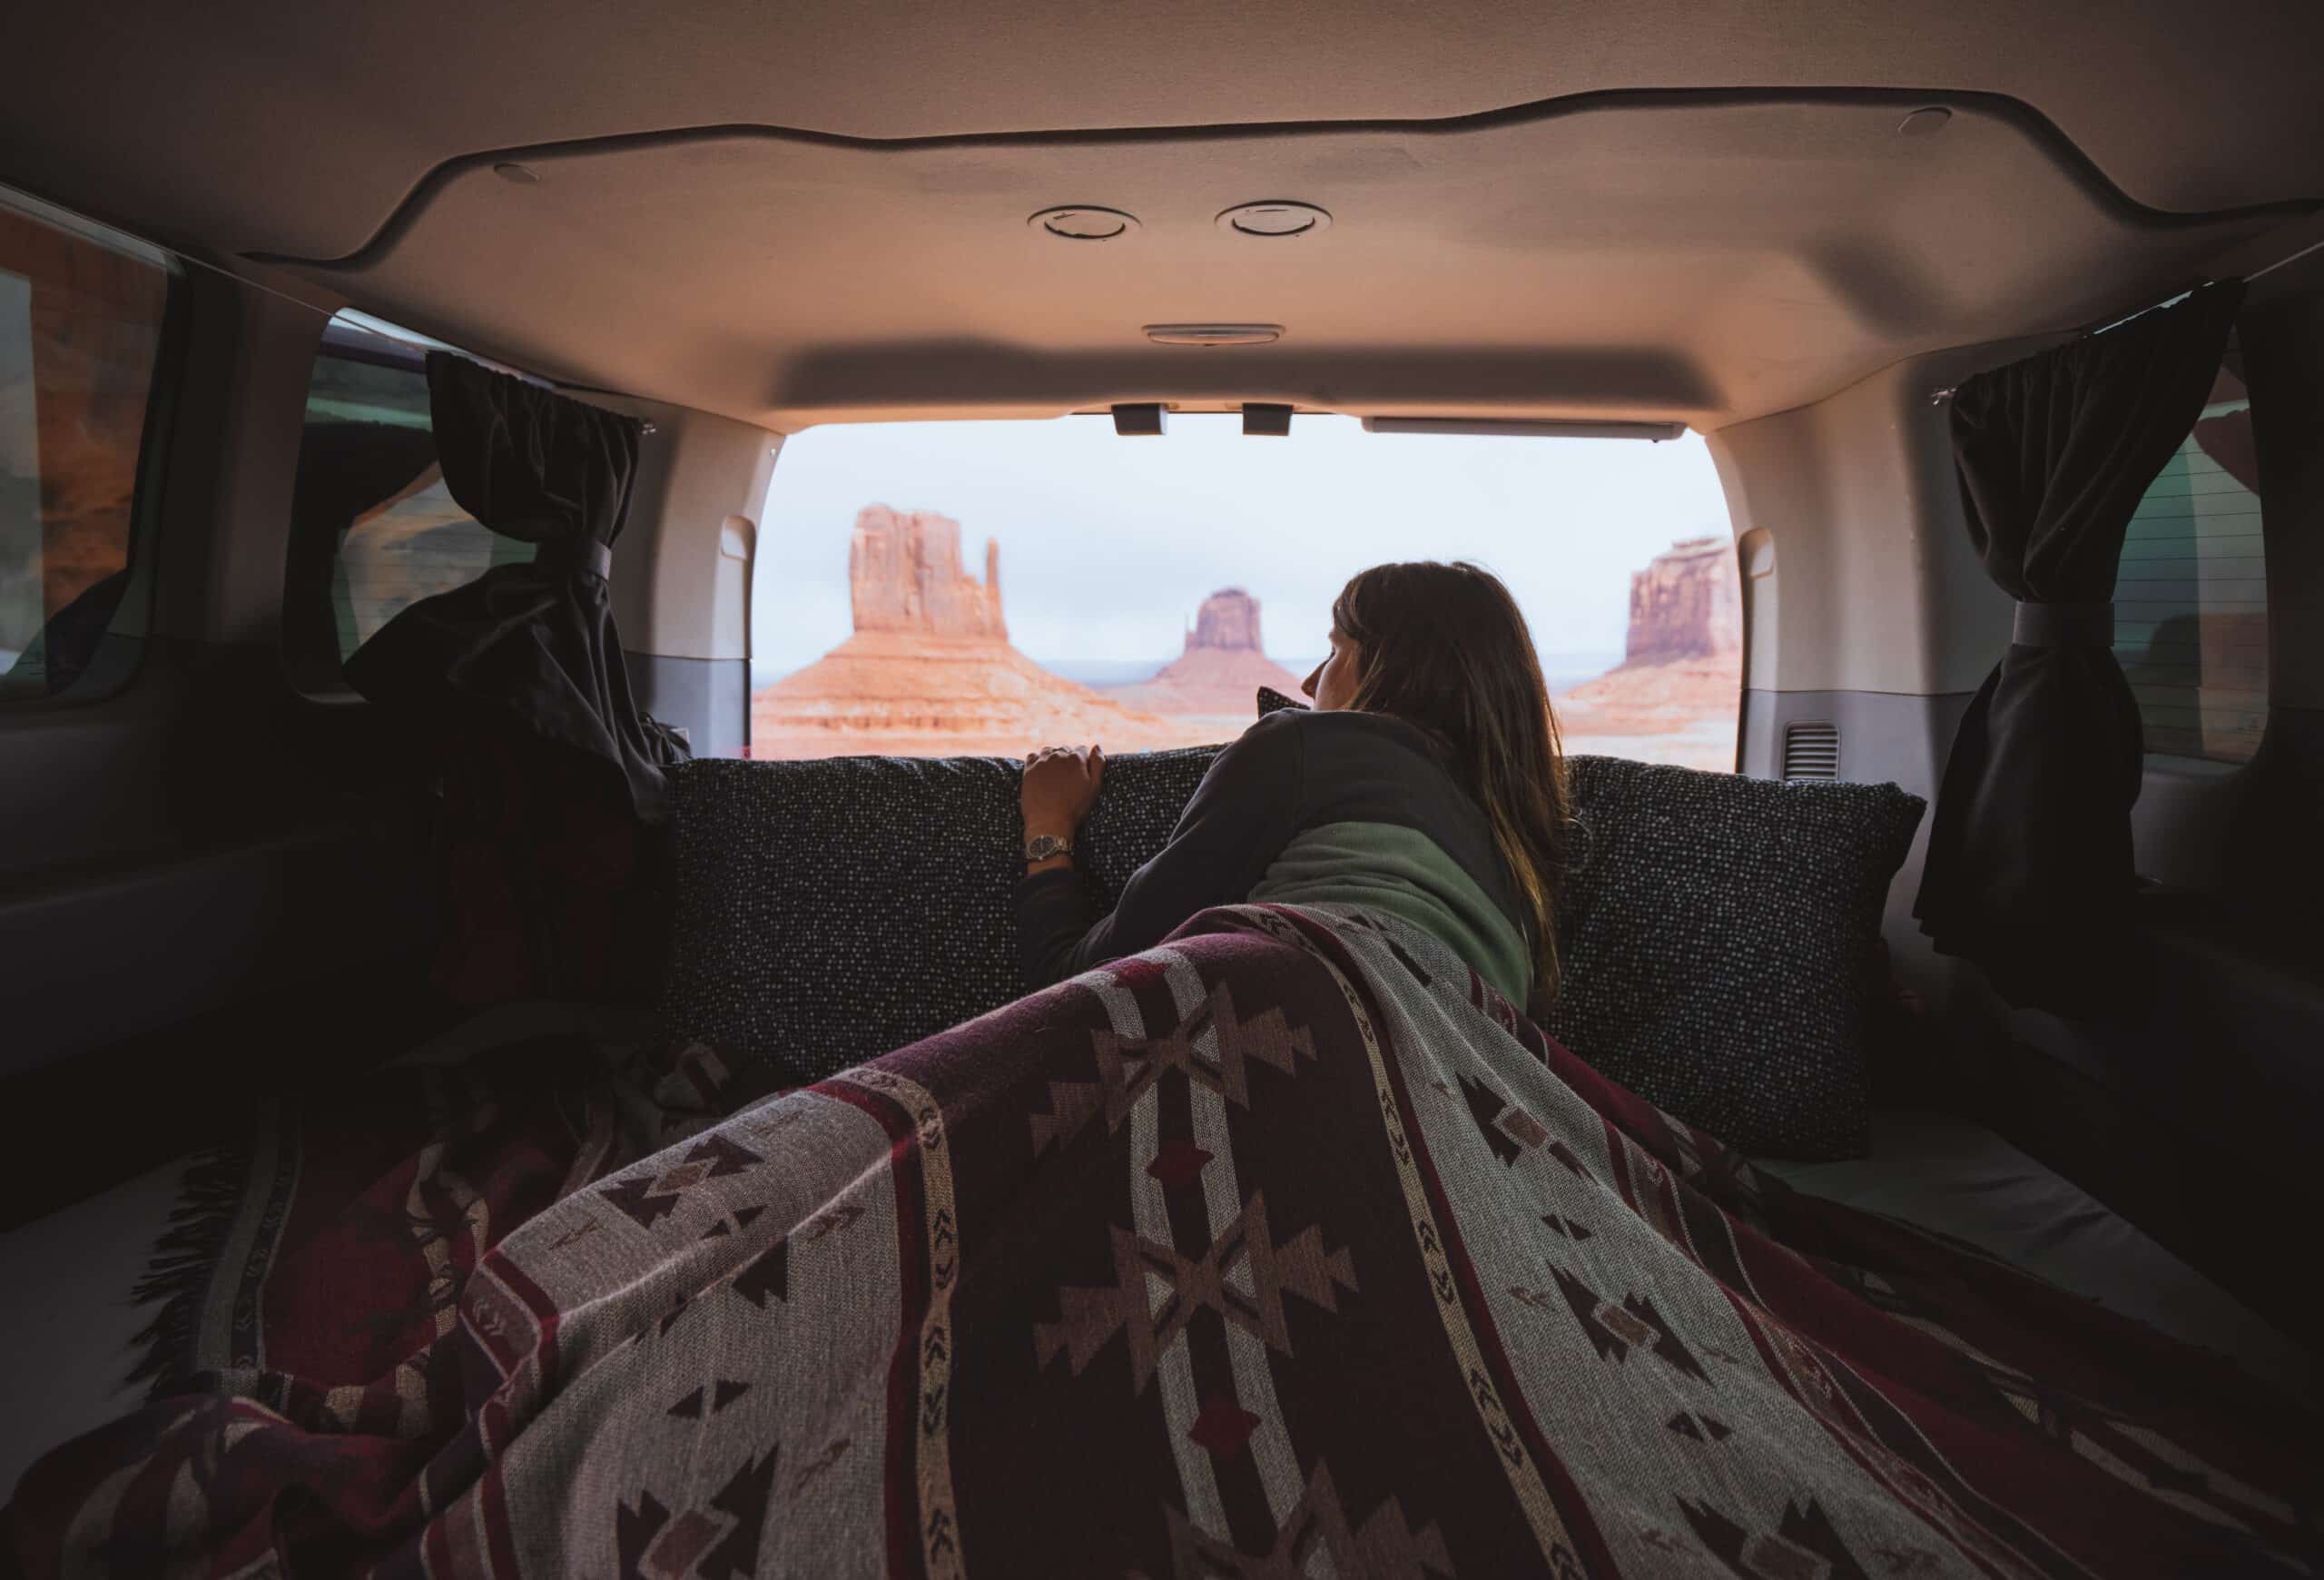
[1782,722,1840,780]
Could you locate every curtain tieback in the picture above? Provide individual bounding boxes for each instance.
[2012,600,2112,647]
[534,538,615,580]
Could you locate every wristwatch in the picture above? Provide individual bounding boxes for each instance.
[1024,834,1073,863]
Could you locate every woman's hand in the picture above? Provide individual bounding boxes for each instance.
[1021,744,1105,855]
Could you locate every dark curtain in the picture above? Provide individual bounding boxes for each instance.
[343,351,684,817]
[343,353,685,1005]
[1914,281,2244,1013]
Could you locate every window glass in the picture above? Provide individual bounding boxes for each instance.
[0,195,175,704]
[749,416,1738,768]
[2115,360,2268,763]
[287,315,532,676]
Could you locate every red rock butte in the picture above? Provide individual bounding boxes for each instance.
[847,503,1007,643]
[1618,535,1742,665]
[1107,588,1305,721]
[1555,535,1741,771]
[750,505,1190,758]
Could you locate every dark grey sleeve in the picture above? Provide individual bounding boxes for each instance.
[1013,713,1306,990]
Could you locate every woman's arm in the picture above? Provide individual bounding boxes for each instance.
[1014,713,1305,989]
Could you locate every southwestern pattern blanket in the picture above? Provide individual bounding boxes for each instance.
[13,904,2317,1576]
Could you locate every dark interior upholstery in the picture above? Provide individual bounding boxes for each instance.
[655,746,1921,1156]
[656,749,1221,1092]
[1547,756,1925,1158]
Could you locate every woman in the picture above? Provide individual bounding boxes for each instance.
[1017,560,1574,1014]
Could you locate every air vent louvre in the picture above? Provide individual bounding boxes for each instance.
[1782,722,1840,780]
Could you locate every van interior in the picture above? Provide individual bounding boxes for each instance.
[4,5,2320,1575]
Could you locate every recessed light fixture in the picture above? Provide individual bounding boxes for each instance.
[493,162,541,184]
[1143,324,1285,347]
[1029,205,1139,241]
[1897,106,1953,137]
[1216,201,1331,239]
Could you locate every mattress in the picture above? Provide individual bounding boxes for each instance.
[1755,1110,2315,1404]
[0,1157,184,1502]
[0,1005,627,1506]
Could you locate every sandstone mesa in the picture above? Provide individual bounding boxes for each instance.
[1105,587,1305,720]
[750,505,1191,758]
[1553,535,1742,769]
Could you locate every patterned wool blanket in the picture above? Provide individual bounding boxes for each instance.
[14,905,2317,1576]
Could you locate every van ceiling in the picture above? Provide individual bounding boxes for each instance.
[9,1,2322,432]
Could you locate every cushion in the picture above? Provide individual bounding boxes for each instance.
[657,748,1219,1091]
[1543,756,1925,1159]
[660,724,1920,1160]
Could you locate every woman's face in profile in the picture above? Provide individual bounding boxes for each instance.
[1303,628,1362,711]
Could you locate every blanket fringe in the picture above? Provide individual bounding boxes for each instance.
[124,1134,260,1401]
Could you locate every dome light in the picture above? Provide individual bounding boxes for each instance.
[1216,202,1331,239]
[1029,205,1139,241]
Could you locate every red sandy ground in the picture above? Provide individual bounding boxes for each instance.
[750,634,1201,759]
[1107,646,1306,715]
[751,642,1738,769]
[1553,657,1740,771]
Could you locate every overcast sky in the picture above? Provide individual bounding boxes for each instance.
[752,414,1731,677]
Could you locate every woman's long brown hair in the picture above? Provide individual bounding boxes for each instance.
[1332,561,1574,1012]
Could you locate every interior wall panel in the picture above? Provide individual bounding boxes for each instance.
[1709,348,2024,697]
[603,404,780,661]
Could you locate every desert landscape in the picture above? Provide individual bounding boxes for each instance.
[1551,534,1742,771]
[1,209,170,690]
[750,504,1740,768]
[1101,587,1308,743]
[750,506,1193,759]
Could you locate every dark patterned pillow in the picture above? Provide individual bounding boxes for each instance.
[1543,756,1924,1160]
[1256,685,1308,716]
[657,748,1219,1090]
[659,740,1918,1158]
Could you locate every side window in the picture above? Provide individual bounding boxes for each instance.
[2115,352,2267,763]
[0,193,176,705]
[284,315,532,684]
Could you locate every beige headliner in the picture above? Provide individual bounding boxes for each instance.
[8,1,2323,430]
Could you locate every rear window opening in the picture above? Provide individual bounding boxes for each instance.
[749,414,1739,769]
